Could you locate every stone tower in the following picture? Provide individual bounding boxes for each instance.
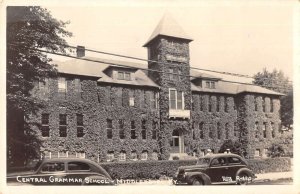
[143,14,193,159]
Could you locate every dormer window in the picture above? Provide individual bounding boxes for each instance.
[117,71,131,81]
[205,81,216,89]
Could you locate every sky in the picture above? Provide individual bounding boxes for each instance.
[44,1,294,82]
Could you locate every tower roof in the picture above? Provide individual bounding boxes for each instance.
[143,13,193,47]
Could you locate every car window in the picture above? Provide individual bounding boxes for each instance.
[228,157,241,165]
[196,158,210,165]
[41,162,65,172]
[68,162,91,171]
[210,157,226,166]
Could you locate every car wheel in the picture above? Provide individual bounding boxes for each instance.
[237,173,249,185]
[191,177,204,185]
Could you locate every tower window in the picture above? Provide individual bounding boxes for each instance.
[169,89,184,110]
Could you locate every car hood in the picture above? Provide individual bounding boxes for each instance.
[7,171,36,178]
[179,164,208,171]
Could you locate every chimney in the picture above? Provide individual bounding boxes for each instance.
[76,46,85,57]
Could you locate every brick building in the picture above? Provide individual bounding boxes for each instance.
[31,15,283,162]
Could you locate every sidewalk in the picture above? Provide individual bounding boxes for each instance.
[255,171,293,182]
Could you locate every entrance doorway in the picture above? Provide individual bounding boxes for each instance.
[170,129,184,153]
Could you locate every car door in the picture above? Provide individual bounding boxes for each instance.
[226,157,245,181]
[206,157,228,183]
[65,161,98,185]
[37,161,67,185]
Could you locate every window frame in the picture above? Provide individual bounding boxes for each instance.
[59,114,67,137]
[169,88,184,110]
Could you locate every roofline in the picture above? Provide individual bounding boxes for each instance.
[58,72,101,80]
[143,34,193,47]
[97,81,160,89]
[237,91,285,96]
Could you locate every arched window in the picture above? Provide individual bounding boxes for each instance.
[152,151,158,160]
[119,151,126,161]
[131,151,137,161]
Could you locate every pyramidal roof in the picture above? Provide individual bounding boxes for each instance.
[143,13,193,47]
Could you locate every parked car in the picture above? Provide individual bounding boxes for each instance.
[7,158,115,185]
[173,153,256,185]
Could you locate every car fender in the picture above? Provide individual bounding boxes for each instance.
[185,172,211,185]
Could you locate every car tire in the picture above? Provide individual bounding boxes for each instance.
[237,173,250,185]
[191,177,204,185]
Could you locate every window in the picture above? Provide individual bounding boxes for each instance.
[255,149,261,157]
[217,122,221,139]
[75,152,85,158]
[152,151,158,160]
[263,122,267,138]
[124,72,131,81]
[74,78,82,100]
[42,151,51,159]
[271,122,275,138]
[211,157,226,166]
[199,122,204,139]
[150,91,157,109]
[59,114,67,137]
[152,121,157,140]
[209,124,213,139]
[77,114,84,137]
[119,151,126,161]
[225,123,229,139]
[225,97,229,112]
[39,78,49,98]
[270,98,274,112]
[208,96,212,112]
[118,72,124,80]
[107,151,114,162]
[141,151,148,160]
[68,162,90,171]
[131,121,136,139]
[192,126,196,140]
[262,97,266,112]
[216,96,220,112]
[255,122,259,138]
[131,151,138,161]
[234,122,239,137]
[263,148,268,157]
[228,157,241,165]
[41,114,50,137]
[168,68,174,80]
[169,89,184,110]
[58,151,68,158]
[199,95,203,111]
[177,69,182,80]
[58,77,66,99]
[205,81,216,89]
[129,90,135,107]
[41,162,65,172]
[107,119,113,139]
[118,119,125,139]
[255,96,259,111]
[142,120,146,139]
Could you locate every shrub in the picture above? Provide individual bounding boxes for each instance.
[100,157,291,179]
[247,157,291,174]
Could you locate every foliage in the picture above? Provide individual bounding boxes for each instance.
[268,144,285,158]
[100,157,291,179]
[7,6,72,166]
[218,140,245,157]
[253,68,293,129]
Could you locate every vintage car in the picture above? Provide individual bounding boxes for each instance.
[173,153,256,185]
[7,158,115,185]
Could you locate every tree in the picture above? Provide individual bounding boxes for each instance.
[218,140,245,157]
[7,6,72,167]
[253,68,293,129]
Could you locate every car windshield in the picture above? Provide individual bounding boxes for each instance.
[196,158,210,165]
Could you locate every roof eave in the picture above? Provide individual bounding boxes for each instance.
[143,34,193,47]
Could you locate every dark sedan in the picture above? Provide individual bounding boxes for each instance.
[7,158,115,185]
[173,153,256,185]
